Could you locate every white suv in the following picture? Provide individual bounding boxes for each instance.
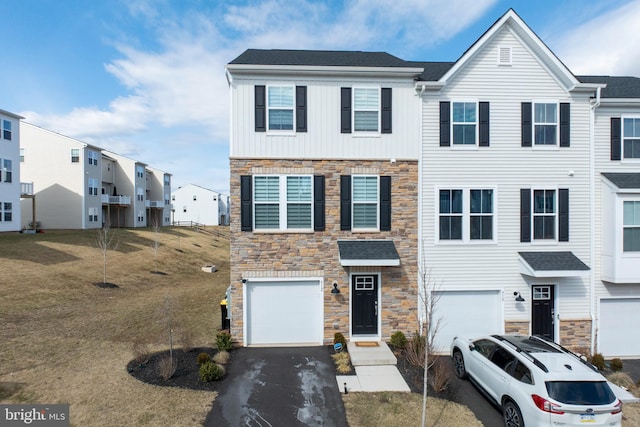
[451,335,622,427]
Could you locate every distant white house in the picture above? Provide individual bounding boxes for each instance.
[171,184,229,226]
[0,108,23,232]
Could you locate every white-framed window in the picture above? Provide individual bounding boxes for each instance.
[2,159,12,183]
[164,175,170,186]
[623,200,640,251]
[136,165,144,178]
[623,117,640,159]
[533,286,551,300]
[88,178,99,196]
[2,120,12,140]
[71,149,80,163]
[253,175,312,231]
[137,210,144,222]
[452,101,477,145]
[0,202,12,221]
[88,151,99,166]
[136,187,144,202]
[353,87,380,132]
[267,85,294,131]
[533,189,556,240]
[164,193,170,205]
[88,207,98,222]
[352,175,379,230]
[193,195,197,201]
[534,102,558,145]
[20,148,24,162]
[171,195,175,201]
[438,187,495,242]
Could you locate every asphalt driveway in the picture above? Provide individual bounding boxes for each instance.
[204,346,348,427]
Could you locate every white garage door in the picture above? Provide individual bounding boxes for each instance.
[432,290,503,354]
[245,280,323,346]
[600,298,640,357]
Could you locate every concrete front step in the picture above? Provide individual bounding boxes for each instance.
[347,341,397,366]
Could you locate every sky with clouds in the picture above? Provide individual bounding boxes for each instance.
[3,0,640,195]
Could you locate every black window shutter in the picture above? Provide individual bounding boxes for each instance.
[380,176,391,231]
[559,189,569,242]
[255,86,266,132]
[520,189,531,242]
[340,175,351,230]
[521,102,532,147]
[611,117,621,160]
[381,88,392,134]
[313,175,325,231]
[240,175,253,231]
[479,102,490,147]
[440,101,450,146]
[296,86,307,132]
[559,103,570,147]
[341,88,352,133]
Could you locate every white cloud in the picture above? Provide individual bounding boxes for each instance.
[553,0,640,76]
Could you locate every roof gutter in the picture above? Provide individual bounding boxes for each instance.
[589,85,601,355]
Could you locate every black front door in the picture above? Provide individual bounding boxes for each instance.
[352,275,378,335]
[532,285,555,340]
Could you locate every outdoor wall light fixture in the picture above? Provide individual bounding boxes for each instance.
[241,278,247,284]
[331,283,340,294]
[514,291,525,302]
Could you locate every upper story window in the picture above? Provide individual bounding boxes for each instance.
[88,178,99,196]
[352,175,379,230]
[533,189,556,239]
[534,103,558,145]
[164,175,170,185]
[439,189,462,240]
[520,188,569,243]
[136,165,144,178]
[253,175,312,231]
[2,159,12,183]
[71,149,80,163]
[88,151,99,166]
[193,195,197,201]
[353,88,380,132]
[623,118,640,159]
[136,187,144,201]
[438,188,495,242]
[267,86,294,131]
[623,201,640,251]
[2,120,12,141]
[470,189,493,240]
[20,148,24,162]
[452,102,477,145]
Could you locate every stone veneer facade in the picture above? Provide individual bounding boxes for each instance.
[229,158,419,345]
[505,320,592,351]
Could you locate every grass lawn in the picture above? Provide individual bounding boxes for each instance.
[0,227,229,426]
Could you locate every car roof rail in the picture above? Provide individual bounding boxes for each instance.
[492,335,549,373]
[530,335,598,372]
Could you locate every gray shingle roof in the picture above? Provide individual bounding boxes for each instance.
[602,172,640,189]
[408,61,455,81]
[229,49,413,68]
[577,76,640,98]
[518,251,590,271]
[337,240,399,261]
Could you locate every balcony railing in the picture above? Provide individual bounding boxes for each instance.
[102,194,131,205]
[21,182,34,196]
[145,200,163,208]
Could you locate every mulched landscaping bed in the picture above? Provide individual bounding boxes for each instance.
[127,347,222,391]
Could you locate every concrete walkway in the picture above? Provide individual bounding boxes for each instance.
[335,341,410,393]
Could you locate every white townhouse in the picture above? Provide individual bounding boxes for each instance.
[20,122,104,230]
[171,183,229,226]
[417,9,640,357]
[0,109,23,232]
[146,165,172,227]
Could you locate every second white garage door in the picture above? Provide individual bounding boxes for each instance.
[245,280,323,346]
[599,298,640,357]
[432,290,503,354]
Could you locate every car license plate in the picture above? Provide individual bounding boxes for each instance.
[580,413,595,423]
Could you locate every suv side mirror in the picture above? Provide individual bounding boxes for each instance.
[469,343,476,351]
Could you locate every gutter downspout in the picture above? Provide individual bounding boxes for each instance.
[589,86,601,355]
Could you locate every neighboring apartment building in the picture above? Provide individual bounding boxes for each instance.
[226,9,640,356]
[171,183,229,226]
[20,123,171,229]
[226,50,422,346]
[0,109,23,232]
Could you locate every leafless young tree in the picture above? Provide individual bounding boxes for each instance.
[150,216,162,273]
[95,218,118,285]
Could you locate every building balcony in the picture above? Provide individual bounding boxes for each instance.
[102,194,131,206]
[20,182,34,197]
[145,200,164,208]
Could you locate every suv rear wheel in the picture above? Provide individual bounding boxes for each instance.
[452,350,467,379]
[503,400,524,427]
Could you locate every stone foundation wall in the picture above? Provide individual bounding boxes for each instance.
[229,159,419,344]
[559,319,592,352]
[505,321,529,335]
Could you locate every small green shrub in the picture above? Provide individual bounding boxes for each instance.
[199,361,225,382]
[389,331,408,349]
[334,332,347,348]
[215,331,233,351]
[610,358,623,372]
[590,353,606,370]
[196,352,211,366]
[213,350,230,365]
